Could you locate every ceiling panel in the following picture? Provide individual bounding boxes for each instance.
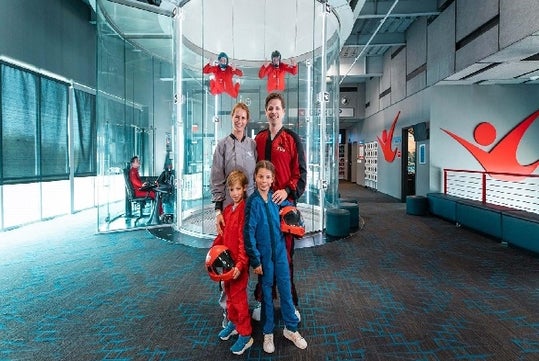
[85,0,539,87]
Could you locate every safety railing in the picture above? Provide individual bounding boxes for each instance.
[443,169,539,214]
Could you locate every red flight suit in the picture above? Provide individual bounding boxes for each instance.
[212,200,251,337]
[258,62,298,92]
[203,63,243,98]
[129,167,155,199]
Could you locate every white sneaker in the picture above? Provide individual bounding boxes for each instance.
[252,302,261,321]
[263,333,275,353]
[283,328,307,349]
[294,307,301,322]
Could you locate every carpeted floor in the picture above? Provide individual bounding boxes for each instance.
[0,182,537,361]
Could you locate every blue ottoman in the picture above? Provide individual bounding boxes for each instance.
[326,208,350,239]
[339,198,358,204]
[340,202,360,231]
[406,195,427,216]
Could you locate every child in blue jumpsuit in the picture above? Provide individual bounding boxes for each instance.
[243,160,307,353]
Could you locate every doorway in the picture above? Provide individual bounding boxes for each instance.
[401,127,416,201]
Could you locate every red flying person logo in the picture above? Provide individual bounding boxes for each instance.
[377,111,401,162]
[442,110,539,181]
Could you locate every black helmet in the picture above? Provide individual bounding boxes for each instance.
[217,52,229,69]
[271,50,281,67]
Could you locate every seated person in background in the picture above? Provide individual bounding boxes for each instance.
[156,162,174,193]
[129,156,156,199]
[156,162,175,217]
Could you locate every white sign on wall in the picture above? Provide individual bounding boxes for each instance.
[339,108,354,117]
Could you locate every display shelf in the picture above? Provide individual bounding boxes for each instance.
[365,141,378,190]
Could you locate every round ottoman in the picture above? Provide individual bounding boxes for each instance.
[326,208,350,239]
[339,197,358,204]
[340,202,360,231]
[406,195,427,216]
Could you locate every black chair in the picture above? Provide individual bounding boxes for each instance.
[123,168,154,226]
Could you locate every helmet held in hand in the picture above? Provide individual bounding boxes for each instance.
[279,206,305,238]
[205,245,235,282]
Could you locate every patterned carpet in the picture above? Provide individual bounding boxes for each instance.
[0,182,537,360]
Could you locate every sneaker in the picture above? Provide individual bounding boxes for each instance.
[230,335,253,355]
[218,321,238,340]
[263,333,275,353]
[294,307,301,322]
[252,302,261,321]
[283,328,307,349]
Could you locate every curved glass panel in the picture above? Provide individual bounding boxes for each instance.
[96,0,175,232]
[175,0,340,244]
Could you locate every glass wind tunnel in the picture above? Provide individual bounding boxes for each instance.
[96,0,343,244]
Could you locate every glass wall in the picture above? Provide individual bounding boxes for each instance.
[96,0,341,241]
[96,0,175,232]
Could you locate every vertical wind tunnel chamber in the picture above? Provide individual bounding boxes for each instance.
[96,0,341,241]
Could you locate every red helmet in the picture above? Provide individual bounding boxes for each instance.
[279,206,306,238]
[205,245,235,282]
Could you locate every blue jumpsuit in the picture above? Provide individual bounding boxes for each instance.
[244,189,300,334]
